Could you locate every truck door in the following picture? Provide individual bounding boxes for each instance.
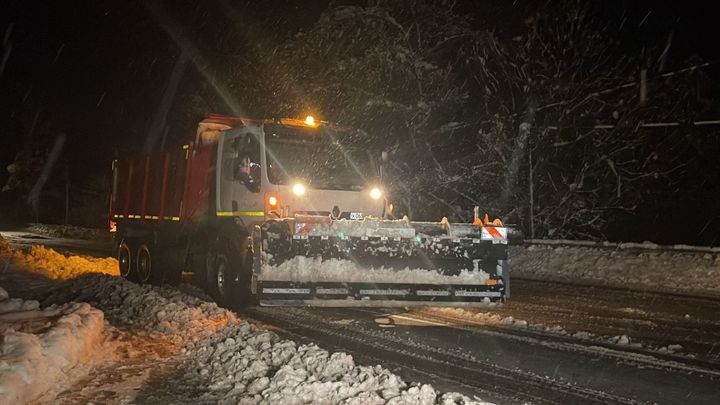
[216,126,265,218]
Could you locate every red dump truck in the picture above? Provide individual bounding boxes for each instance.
[109,114,510,307]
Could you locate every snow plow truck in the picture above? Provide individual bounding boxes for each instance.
[109,114,510,307]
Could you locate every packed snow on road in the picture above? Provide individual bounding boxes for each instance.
[0,235,494,404]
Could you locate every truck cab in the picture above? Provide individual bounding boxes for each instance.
[200,115,387,231]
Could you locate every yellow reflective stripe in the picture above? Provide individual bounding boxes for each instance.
[115,214,180,220]
[120,214,169,220]
[216,211,265,217]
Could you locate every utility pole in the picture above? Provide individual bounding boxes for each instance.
[528,143,534,239]
[511,96,537,238]
[64,166,70,225]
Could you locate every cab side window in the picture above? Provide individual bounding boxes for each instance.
[232,132,261,193]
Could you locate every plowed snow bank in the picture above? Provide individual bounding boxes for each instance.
[0,287,105,404]
[1,234,494,403]
[0,235,118,279]
[511,245,720,295]
[42,274,493,404]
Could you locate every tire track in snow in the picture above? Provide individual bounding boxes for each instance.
[400,307,720,378]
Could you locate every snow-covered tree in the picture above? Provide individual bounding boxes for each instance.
[198,0,719,240]
[484,1,719,239]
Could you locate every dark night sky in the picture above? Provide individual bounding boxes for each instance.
[1,0,719,239]
[0,1,332,175]
[2,1,717,164]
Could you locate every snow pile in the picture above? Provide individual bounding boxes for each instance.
[41,274,492,404]
[0,235,118,279]
[0,287,106,404]
[189,329,492,404]
[41,274,236,345]
[510,244,720,295]
[190,332,449,404]
[261,256,489,284]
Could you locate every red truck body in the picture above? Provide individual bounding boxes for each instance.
[111,143,214,225]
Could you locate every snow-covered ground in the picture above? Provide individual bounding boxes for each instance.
[418,307,689,356]
[0,235,117,279]
[510,244,720,296]
[0,287,107,404]
[0,235,494,404]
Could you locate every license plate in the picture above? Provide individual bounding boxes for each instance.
[349,212,363,220]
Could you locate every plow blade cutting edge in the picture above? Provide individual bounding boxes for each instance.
[252,216,510,307]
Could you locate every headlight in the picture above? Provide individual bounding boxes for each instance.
[370,187,382,200]
[292,183,306,196]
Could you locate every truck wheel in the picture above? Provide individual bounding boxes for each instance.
[135,244,155,284]
[118,241,134,280]
[213,253,233,303]
[207,250,238,307]
[206,239,252,308]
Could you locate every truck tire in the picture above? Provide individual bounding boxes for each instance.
[208,252,234,305]
[206,238,253,308]
[118,240,134,281]
[135,244,163,285]
[117,241,132,279]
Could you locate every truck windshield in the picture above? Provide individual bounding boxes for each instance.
[264,124,377,190]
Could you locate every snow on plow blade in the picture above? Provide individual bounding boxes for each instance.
[254,216,509,307]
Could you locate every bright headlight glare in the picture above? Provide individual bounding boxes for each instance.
[292,183,306,196]
[370,187,382,200]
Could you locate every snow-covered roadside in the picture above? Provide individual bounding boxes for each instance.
[0,287,106,404]
[1,236,494,404]
[0,235,117,280]
[510,244,720,296]
[40,274,493,404]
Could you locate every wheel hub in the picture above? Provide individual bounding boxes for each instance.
[216,260,227,297]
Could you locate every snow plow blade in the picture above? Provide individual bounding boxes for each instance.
[253,216,509,307]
